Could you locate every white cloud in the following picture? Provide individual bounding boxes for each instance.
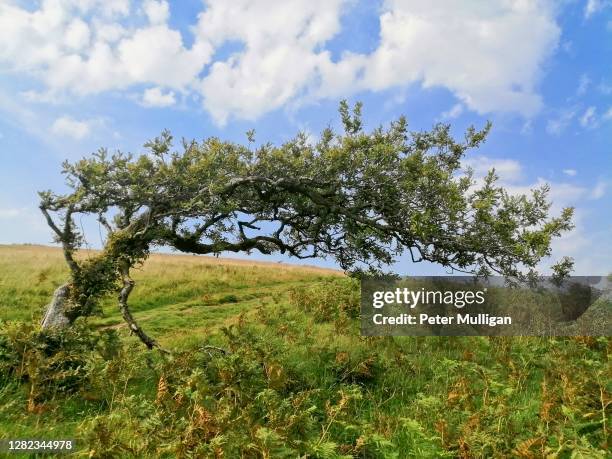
[1,88,114,154]
[562,168,577,177]
[544,180,590,209]
[584,0,604,18]
[461,155,609,273]
[20,90,63,104]
[551,218,612,275]
[196,0,347,124]
[64,18,91,51]
[497,174,610,275]
[0,0,212,97]
[0,0,562,124]
[0,203,54,245]
[51,116,93,140]
[143,0,170,25]
[197,0,561,124]
[547,104,606,135]
[548,211,591,272]
[117,26,209,88]
[463,156,590,215]
[546,108,576,135]
[93,21,127,43]
[440,103,464,120]
[579,106,597,128]
[463,156,523,183]
[141,87,176,107]
[97,0,131,18]
[0,89,45,139]
[358,0,559,117]
[502,178,589,218]
[590,180,607,199]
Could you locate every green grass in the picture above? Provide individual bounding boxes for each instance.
[0,245,609,458]
[0,244,337,344]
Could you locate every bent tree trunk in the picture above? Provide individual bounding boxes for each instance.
[40,283,72,329]
[40,275,161,351]
[38,201,163,349]
[118,264,159,350]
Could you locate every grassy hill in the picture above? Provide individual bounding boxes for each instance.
[0,245,609,458]
[0,244,340,347]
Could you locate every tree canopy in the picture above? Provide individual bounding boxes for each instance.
[39,102,574,348]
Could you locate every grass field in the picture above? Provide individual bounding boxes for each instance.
[0,244,610,458]
[0,245,339,346]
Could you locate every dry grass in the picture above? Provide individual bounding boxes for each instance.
[0,243,342,273]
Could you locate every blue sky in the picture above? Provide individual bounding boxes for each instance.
[0,0,610,275]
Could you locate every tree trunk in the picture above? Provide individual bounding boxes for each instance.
[118,265,160,350]
[40,276,163,352]
[41,283,72,329]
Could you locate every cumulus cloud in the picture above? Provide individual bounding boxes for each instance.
[196,0,347,124]
[51,116,93,139]
[143,0,170,25]
[0,0,212,96]
[64,18,91,51]
[360,0,558,116]
[0,0,562,124]
[463,156,523,183]
[198,0,561,123]
[562,169,577,177]
[141,87,176,107]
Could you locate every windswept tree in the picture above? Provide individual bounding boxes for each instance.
[39,102,574,349]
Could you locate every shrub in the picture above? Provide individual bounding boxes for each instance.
[0,319,121,407]
[289,278,360,322]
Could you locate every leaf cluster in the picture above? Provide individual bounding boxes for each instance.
[39,102,574,317]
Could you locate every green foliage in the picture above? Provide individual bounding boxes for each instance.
[68,254,119,318]
[289,277,360,322]
[67,220,155,317]
[38,102,574,328]
[0,319,121,406]
[0,258,610,457]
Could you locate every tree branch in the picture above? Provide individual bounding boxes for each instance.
[118,262,167,352]
[39,204,81,276]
